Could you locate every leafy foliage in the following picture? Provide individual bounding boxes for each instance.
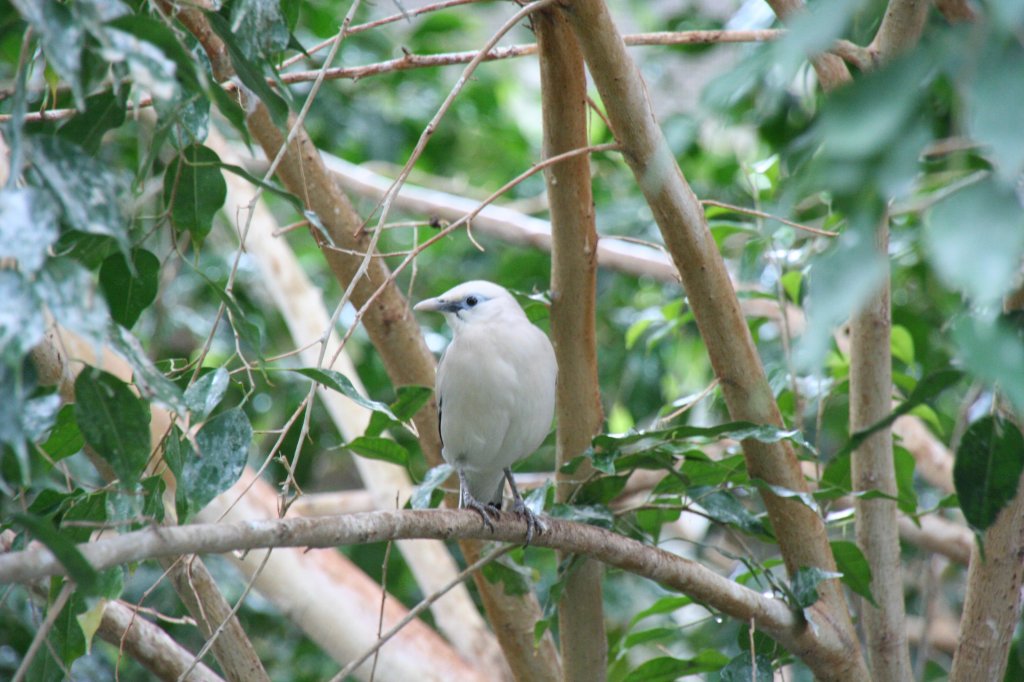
[1,0,1022,679]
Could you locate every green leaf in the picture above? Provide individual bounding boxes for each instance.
[74,369,151,487]
[830,540,876,607]
[57,92,127,155]
[575,474,629,505]
[925,179,1024,305]
[411,463,452,509]
[11,513,98,594]
[178,409,253,520]
[894,446,918,515]
[100,249,160,328]
[205,10,290,128]
[781,269,803,304]
[966,40,1024,181]
[0,270,45,364]
[622,651,730,682]
[890,324,915,366]
[954,416,1024,532]
[163,144,228,244]
[953,315,1024,414]
[29,135,130,254]
[0,187,61,274]
[481,556,532,596]
[720,653,774,682]
[36,259,111,349]
[288,368,397,420]
[41,404,84,462]
[366,385,434,437]
[13,0,85,108]
[230,0,290,60]
[791,566,842,609]
[548,503,615,529]
[185,368,231,422]
[694,488,770,537]
[627,595,692,628]
[107,325,188,417]
[347,436,410,467]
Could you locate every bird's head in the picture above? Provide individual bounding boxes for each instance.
[414,280,526,331]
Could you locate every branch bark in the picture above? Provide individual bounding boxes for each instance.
[0,508,863,677]
[536,7,607,681]
[96,600,224,682]
[557,3,867,679]
[850,221,912,681]
[762,0,852,91]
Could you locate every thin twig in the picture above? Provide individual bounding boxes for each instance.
[702,199,838,237]
[329,544,514,682]
[12,581,75,682]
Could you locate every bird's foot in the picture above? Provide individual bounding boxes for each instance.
[510,497,546,547]
[463,495,500,533]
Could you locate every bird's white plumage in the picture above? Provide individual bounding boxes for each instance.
[415,281,556,506]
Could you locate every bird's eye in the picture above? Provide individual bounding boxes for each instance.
[466,296,478,307]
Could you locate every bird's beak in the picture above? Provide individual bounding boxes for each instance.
[414,297,445,313]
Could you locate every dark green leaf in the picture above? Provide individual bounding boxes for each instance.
[411,463,452,509]
[41,404,84,462]
[36,259,110,349]
[230,0,290,60]
[347,436,410,467]
[623,626,678,649]
[58,92,126,155]
[720,653,774,682]
[389,385,434,421]
[29,135,130,254]
[894,446,918,515]
[107,325,188,417]
[288,368,397,419]
[11,513,98,594]
[0,270,45,365]
[622,651,730,682]
[575,474,629,505]
[74,369,151,487]
[791,566,842,609]
[481,556,531,596]
[100,249,160,329]
[162,144,228,244]
[830,540,876,606]
[205,10,290,128]
[627,595,692,628]
[178,408,253,519]
[0,187,60,274]
[185,368,231,422]
[694,488,769,537]
[954,416,1024,532]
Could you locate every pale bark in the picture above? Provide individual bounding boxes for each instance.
[762,0,852,91]
[197,470,488,682]
[96,600,224,682]
[870,0,930,61]
[536,8,607,681]
[950,470,1024,681]
[850,222,912,681]
[898,514,973,566]
[557,3,866,678]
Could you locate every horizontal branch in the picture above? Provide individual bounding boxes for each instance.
[1,509,850,661]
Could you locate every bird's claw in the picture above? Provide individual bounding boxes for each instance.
[511,498,545,547]
[463,496,500,533]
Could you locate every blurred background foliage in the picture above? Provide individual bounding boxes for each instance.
[1,0,1023,679]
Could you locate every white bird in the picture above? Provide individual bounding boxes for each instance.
[414,280,556,543]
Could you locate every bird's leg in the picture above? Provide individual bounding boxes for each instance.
[504,468,545,546]
[458,469,499,532]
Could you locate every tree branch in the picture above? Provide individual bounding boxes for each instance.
[850,220,912,681]
[536,7,607,681]
[0,508,862,672]
[556,3,867,679]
